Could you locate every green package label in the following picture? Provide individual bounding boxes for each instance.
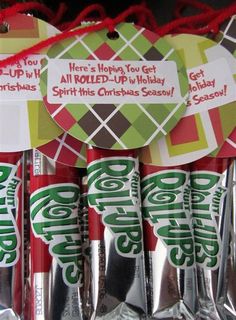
[30,183,83,287]
[87,157,143,257]
[141,170,194,268]
[0,163,21,267]
[190,171,226,270]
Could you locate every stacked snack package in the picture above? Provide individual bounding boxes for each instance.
[87,147,147,319]
[141,164,197,319]
[0,152,24,319]
[190,157,234,319]
[29,149,83,320]
[223,158,236,319]
[79,174,92,319]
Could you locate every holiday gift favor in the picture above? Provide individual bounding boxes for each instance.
[190,157,234,319]
[141,163,197,319]
[29,150,83,320]
[87,147,147,319]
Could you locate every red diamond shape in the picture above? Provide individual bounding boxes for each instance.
[54,108,77,131]
[57,146,79,166]
[142,28,160,44]
[92,43,117,60]
[170,115,199,145]
[38,139,60,158]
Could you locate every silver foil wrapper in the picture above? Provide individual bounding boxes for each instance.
[141,164,197,319]
[190,157,234,320]
[79,175,92,320]
[87,148,147,319]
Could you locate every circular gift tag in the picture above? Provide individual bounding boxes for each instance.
[0,14,63,152]
[37,132,86,168]
[211,15,236,158]
[40,23,188,150]
[140,34,236,166]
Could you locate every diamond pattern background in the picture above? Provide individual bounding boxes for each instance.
[37,132,86,168]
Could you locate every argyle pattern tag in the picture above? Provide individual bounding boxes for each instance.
[37,132,86,168]
[40,23,188,150]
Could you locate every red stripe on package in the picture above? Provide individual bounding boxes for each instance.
[87,147,147,319]
[30,149,83,320]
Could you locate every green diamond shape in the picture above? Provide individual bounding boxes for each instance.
[131,34,152,56]
[66,104,88,120]
[118,46,141,60]
[161,103,186,133]
[119,104,143,122]
[69,124,88,142]
[116,23,139,41]
[62,41,91,59]
[145,104,175,124]
[153,38,174,57]
[132,113,157,140]
[82,32,105,52]
[48,40,76,58]
[105,36,127,53]
[120,127,146,148]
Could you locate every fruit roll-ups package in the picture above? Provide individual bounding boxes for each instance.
[190,157,234,319]
[221,159,236,319]
[141,163,197,319]
[79,174,92,319]
[29,149,83,320]
[0,152,24,320]
[87,147,147,319]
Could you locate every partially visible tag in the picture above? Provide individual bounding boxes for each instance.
[0,54,44,101]
[0,14,63,152]
[187,58,236,111]
[140,33,236,166]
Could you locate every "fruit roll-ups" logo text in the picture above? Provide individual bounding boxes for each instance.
[30,183,83,287]
[87,157,143,257]
[141,170,194,268]
[0,163,21,267]
[190,171,226,270]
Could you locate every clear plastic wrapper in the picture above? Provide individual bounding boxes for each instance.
[87,147,147,319]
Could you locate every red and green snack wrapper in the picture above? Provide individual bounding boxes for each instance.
[29,150,83,320]
[141,163,197,319]
[0,152,24,319]
[87,147,147,319]
[78,174,92,319]
[190,157,234,319]
[222,159,236,318]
